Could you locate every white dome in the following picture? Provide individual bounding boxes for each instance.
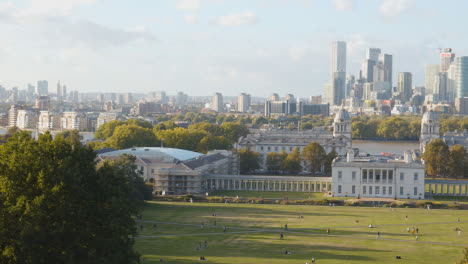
[334,108,350,122]
[422,109,439,124]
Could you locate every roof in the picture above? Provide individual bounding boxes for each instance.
[183,153,227,170]
[97,147,203,162]
[422,109,439,123]
[334,108,350,122]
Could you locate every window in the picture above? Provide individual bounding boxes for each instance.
[369,170,374,182]
[375,186,380,195]
[363,186,366,194]
[362,169,368,182]
[389,187,392,195]
[352,185,356,194]
[400,186,404,195]
[352,171,356,181]
[414,173,418,181]
[267,146,271,151]
[289,147,293,151]
[261,146,264,151]
[369,186,373,195]
[338,171,342,180]
[383,186,386,195]
[400,173,404,181]
[382,170,387,183]
[388,170,393,183]
[414,187,418,196]
[338,185,342,194]
[274,147,278,151]
[375,170,381,183]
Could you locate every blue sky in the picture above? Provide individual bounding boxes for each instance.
[0,0,467,98]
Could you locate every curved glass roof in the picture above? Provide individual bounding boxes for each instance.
[98,147,203,161]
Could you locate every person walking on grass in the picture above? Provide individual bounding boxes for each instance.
[280,233,284,240]
[377,231,380,239]
[416,227,419,234]
[204,241,207,248]
[312,257,315,263]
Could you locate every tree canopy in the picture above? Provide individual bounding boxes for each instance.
[0,132,145,263]
[301,142,326,173]
[238,148,260,174]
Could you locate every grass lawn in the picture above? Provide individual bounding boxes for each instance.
[134,201,468,263]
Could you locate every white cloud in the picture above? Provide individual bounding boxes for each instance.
[379,0,413,20]
[184,14,197,24]
[212,11,258,26]
[333,0,356,11]
[289,46,309,62]
[176,0,200,11]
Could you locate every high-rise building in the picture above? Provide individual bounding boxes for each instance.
[237,93,251,113]
[310,95,322,104]
[366,48,381,61]
[285,94,294,101]
[397,72,412,101]
[269,93,279,101]
[361,59,376,83]
[61,85,67,100]
[434,72,448,102]
[212,93,223,112]
[124,93,133,104]
[56,80,62,99]
[36,80,48,96]
[345,75,355,97]
[440,48,455,72]
[455,56,468,98]
[331,41,346,106]
[378,54,393,86]
[455,97,468,115]
[331,41,346,73]
[35,96,50,110]
[425,64,439,95]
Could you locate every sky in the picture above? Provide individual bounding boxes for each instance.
[1,0,468,98]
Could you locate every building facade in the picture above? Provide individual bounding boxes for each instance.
[212,93,223,112]
[332,149,425,199]
[237,93,251,113]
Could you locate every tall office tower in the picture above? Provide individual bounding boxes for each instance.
[425,64,439,95]
[440,48,455,72]
[212,93,223,112]
[124,93,133,104]
[332,71,346,105]
[345,75,355,97]
[331,41,346,105]
[378,54,393,85]
[373,64,386,82]
[413,86,426,97]
[434,72,448,102]
[269,93,279,101]
[331,41,347,73]
[455,56,468,98]
[366,48,381,61]
[285,94,294,101]
[237,93,251,113]
[56,81,62,98]
[361,59,376,82]
[61,85,67,100]
[447,64,457,102]
[36,80,48,96]
[397,72,413,101]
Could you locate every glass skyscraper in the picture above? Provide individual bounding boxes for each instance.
[455,56,468,98]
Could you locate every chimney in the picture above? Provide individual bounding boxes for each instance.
[347,149,354,162]
[404,150,413,163]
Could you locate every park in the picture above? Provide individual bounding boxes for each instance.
[134,197,468,263]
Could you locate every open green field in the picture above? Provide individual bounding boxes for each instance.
[135,201,468,263]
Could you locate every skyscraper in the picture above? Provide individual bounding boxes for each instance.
[425,64,439,95]
[331,41,346,106]
[56,81,62,99]
[331,41,346,73]
[36,80,48,96]
[397,72,412,101]
[378,54,393,86]
[361,59,376,83]
[366,48,381,61]
[440,48,455,72]
[455,56,468,98]
[212,93,223,112]
[269,93,279,101]
[434,72,448,102]
[61,85,67,100]
[237,93,251,113]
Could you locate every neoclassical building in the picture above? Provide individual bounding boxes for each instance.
[420,108,440,153]
[237,107,352,171]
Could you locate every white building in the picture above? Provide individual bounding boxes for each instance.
[332,149,425,199]
[212,93,223,112]
[97,112,119,129]
[16,110,36,129]
[237,93,251,113]
[61,111,86,131]
[420,107,440,152]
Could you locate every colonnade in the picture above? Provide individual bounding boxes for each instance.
[203,175,332,192]
[427,182,468,196]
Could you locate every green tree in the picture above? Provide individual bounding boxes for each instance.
[280,147,302,174]
[422,139,450,177]
[6,126,20,135]
[107,124,158,149]
[301,142,326,173]
[55,129,81,143]
[266,152,281,173]
[0,132,144,264]
[220,122,249,144]
[456,248,468,264]
[449,145,468,179]
[324,150,338,176]
[95,120,123,140]
[238,148,260,174]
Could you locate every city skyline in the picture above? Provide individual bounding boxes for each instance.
[1,0,468,97]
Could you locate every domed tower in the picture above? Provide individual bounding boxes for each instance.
[333,106,351,139]
[420,107,440,152]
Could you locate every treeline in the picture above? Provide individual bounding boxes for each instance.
[352,115,468,140]
[238,142,337,175]
[91,119,248,152]
[422,139,468,178]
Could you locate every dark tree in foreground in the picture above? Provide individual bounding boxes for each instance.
[0,132,145,264]
[238,148,260,174]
